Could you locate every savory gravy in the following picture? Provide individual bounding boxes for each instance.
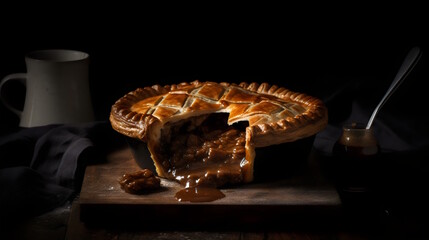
[175,186,225,202]
[121,114,248,202]
[159,113,248,202]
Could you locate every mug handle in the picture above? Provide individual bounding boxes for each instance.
[0,73,26,118]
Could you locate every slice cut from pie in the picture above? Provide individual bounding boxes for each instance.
[110,81,328,188]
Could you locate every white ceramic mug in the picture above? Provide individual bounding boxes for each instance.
[0,49,95,127]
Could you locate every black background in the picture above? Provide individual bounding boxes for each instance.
[1,9,428,136]
[1,6,429,237]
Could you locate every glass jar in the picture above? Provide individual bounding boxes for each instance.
[333,123,379,193]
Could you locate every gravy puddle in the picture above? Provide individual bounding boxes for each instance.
[175,187,225,202]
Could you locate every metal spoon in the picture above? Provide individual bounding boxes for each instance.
[366,47,422,129]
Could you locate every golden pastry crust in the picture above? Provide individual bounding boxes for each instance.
[110,80,328,183]
[110,80,327,146]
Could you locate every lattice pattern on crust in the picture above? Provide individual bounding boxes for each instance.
[110,80,327,146]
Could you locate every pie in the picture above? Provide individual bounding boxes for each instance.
[110,81,327,188]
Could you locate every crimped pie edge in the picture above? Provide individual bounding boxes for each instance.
[109,80,328,147]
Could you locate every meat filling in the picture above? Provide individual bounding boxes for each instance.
[156,113,248,188]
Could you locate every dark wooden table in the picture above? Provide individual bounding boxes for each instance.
[67,200,377,240]
[64,147,417,239]
[66,200,367,240]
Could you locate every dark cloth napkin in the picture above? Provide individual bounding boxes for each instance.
[0,121,124,220]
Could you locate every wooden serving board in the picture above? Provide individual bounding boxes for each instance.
[79,147,341,229]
